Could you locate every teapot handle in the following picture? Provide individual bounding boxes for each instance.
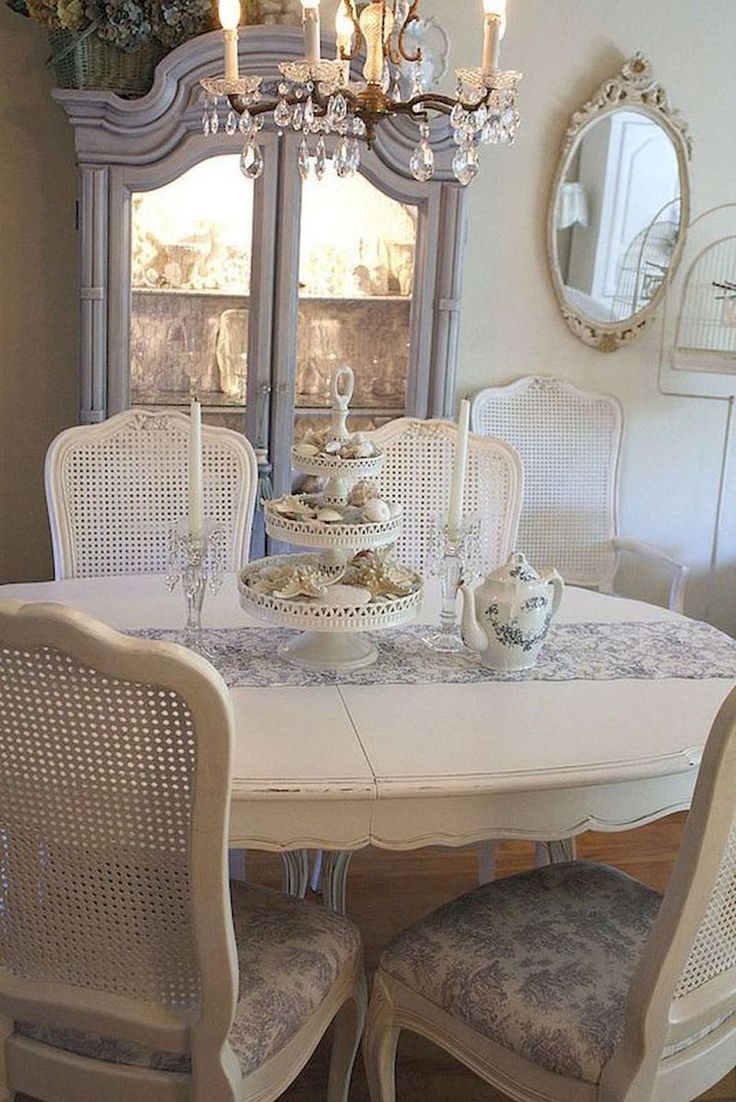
[546,569,565,616]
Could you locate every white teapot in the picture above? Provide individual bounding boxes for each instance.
[459,552,564,672]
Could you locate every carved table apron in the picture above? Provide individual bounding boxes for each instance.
[2,574,732,912]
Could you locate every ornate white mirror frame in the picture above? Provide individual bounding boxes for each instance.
[547,53,692,353]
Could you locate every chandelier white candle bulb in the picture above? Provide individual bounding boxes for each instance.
[335,0,354,60]
[482,0,507,76]
[188,398,204,538]
[301,0,321,64]
[218,0,240,80]
[447,399,470,542]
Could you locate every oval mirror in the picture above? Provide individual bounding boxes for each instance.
[548,54,692,352]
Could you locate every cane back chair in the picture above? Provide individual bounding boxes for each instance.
[0,600,366,1102]
[45,409,258,578]
[364,684,736,1102]
[470,376,688,612]
[371,417,523,574]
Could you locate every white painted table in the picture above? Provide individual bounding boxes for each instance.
[2,574,732,907]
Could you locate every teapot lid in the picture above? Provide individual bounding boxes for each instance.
[487,551,542,584]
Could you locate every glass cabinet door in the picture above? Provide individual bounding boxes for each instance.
[293,163,418,445]
[129,154,255,431]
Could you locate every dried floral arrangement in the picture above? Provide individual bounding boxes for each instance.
[7,0,215,52]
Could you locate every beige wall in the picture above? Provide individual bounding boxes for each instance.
[2,0,736,630]
[0,6,78,582]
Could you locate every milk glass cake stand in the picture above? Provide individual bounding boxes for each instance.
[238,367,422,671]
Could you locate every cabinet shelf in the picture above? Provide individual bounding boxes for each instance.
[132,287,412,304]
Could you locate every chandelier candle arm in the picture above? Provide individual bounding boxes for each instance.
[447,398,470,542]
[188,397,204,538]
[218,0,240,81]
[301,0,321,64]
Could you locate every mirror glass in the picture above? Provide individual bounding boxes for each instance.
[555,109,683,325]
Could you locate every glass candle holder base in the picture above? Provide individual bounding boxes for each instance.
[422,625,468,654]
[423,514,481,654]
[167,520,227,657]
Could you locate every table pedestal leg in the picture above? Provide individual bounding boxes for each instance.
[322,851,353,914]
[281,850,309,898]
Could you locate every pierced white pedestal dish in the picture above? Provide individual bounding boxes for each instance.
[239,367,423,671]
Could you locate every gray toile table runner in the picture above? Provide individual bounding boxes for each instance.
[133,620,736,689]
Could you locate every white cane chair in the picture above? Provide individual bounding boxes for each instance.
[0,599,366,1102]
[371,417,523,575]
[470,377,688,612]
[364,683,736,1102]
[45,409,258,578]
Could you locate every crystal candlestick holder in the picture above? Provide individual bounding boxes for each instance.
[167,520,227,657]
[423,514,481,653]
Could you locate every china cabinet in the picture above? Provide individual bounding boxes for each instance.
[55,26,468,550]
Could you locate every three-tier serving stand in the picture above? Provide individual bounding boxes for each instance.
[238,367,422,670]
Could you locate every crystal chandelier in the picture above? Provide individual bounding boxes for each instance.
[200,0,521,186]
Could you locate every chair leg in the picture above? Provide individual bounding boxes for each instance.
[535,838,577,866]
[326,971,368,1102]
[322,850,353,914]
[363,973,400,1102]
[281,850,309,898]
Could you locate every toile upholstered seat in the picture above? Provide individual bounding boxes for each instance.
[379,861,661,1085]
[365,684,736,1102]
[18,883,361,1080]
[0,600,366,1102]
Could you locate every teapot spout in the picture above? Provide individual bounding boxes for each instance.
[459,582,486,653]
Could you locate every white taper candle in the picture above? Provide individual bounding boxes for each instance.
[447,398,470,542]
[218,0,240,80]
[481,0,507,76]
[189,398,204,537]
[301,0,321,63]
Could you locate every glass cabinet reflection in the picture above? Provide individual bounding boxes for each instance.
[129,154,255,430]
[294,165,417,442]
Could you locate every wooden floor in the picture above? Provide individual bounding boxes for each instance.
[19,815,736,1101]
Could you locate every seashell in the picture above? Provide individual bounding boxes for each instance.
[311,584,372,608]
[293,442,319,458]
[362,498,391,524]
[349,480,380,507]
[269,494,316,520]
[273,563,345,599]
[344,549,419,601]
[388,501,402,519]
[323,439,343,455]
[316,507,343,523]
[355,442,375,458]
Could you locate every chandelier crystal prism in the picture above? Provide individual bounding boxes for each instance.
[200,0,522,186]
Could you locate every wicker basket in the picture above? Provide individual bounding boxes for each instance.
[48,30,164,97]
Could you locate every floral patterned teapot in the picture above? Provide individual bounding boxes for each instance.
[459,552,564,671]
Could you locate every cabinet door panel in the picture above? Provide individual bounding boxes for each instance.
[128,153,255,430]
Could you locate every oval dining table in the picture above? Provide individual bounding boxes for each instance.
[1,573,733,912]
